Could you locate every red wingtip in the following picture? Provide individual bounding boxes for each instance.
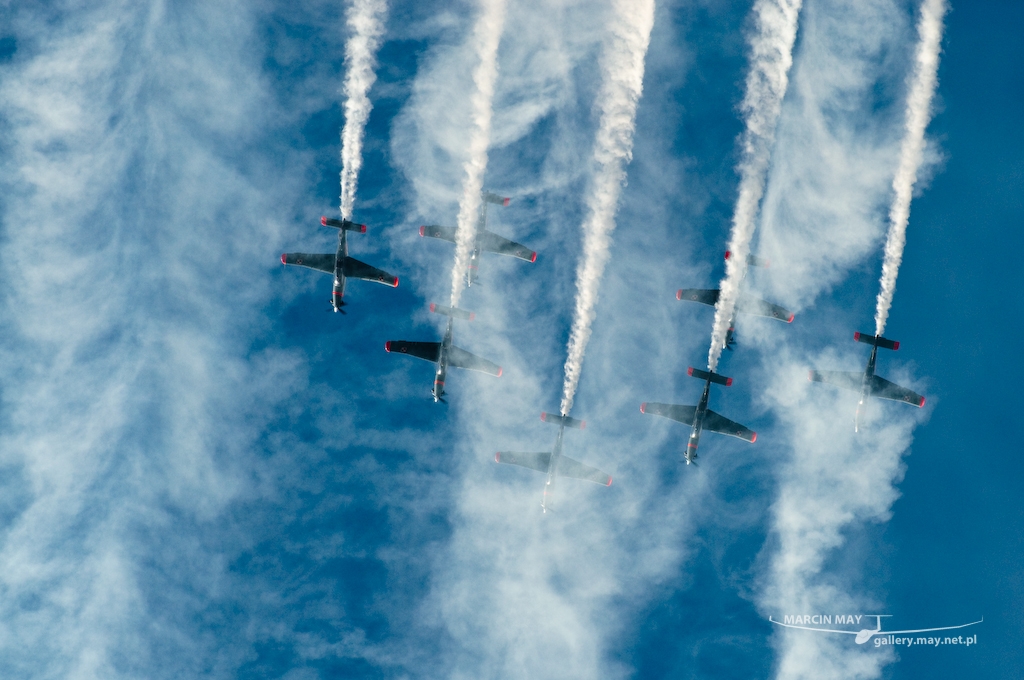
[495,452,501,463]
[725,377,733,387]
[787,313,795,323]
[496,367,503,377]
[724,250,731,260]
[393,277,399,287]
[280,253,287,265]
[385,341,392,352]
[606,477,612,487]
[893,341,900,351]
[321,216,327,226]
[763,259,771,269]
[854,332,861,342]
[359,224,367,233]
[502,197,510,206]
[540,412,547,422]
[419,225,425,237]
[750,432,758,443]
[808,370,814,381]
[676,289,683,300]
[580,421,586,430]
[918,396,926,407]
[530,251,537,263]
[640,402,647,414]
[430,303,437,312]
[469,312,476,321]
[687,367,694,376]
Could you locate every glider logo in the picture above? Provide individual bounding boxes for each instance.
[769,614,983,645]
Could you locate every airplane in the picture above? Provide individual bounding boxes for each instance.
[419,191,536,286]
[494,412,612,512]
[640,367,756,465]
[809,332,925,432]
[676,250,794,350]
[385,303,502,403]
[281,215,398,313]
[768,614,983,645]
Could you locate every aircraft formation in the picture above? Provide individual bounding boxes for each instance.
[281,190,925,510]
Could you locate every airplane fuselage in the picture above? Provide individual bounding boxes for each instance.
[331,228,348,312]
[855,344,880,431]
[686,378,713,464]
[432,319,454,402]
[541,425,566,512]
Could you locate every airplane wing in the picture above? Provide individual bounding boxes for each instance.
[676,288,720,306]
[386,341,441,363]
[703,410,757,442]
[869,375,925,406]
[476,230,536,262]
[556,456,612,486]
[641,402,697,425]
[342,257,398,286]
[809,370,863,393]
[282,252,334,274]
[420,225,457,243]
[494,451,551,473]
[735,293,795,322]
[447,346,502,376]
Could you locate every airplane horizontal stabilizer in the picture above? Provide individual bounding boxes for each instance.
[688,367,732,386]
[676,288,719,306]
[854,332,899,350]
[640,402,697,425]
[494,451,550,473]
[557,456,612,486]
[385,341,441,363]
[703,410,756,442]
[869,375,925,406]
[342,257,399,287]
[540,412,585,429]
[482,192,510,206]
[725,250,769,267]
[429,303,474,321]
[282,252,334,274]
[808,369,862,392]
[321,216,366,232]
[448,346,502,376]
[419,225,457,243]
[477,231,536,262]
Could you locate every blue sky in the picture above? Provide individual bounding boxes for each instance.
[0,0,1020,678]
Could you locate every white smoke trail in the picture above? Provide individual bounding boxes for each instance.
[707,0,802,372]
[449,0,507,308]
[339,0,388,220]
[559,0,655,416]
[874,0,947,335]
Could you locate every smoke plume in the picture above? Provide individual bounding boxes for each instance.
[339,0,388,220]
[707,0,802,371]
[874,0,947,335]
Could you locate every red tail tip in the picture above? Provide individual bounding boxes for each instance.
[676,289,683,300]
[429,303,437,312]
[918,396,926,407]
[393,277,399,287]
[787,313,795,323]
[280,253,287,265]
[385,341,392,352]
[750,432,758,443]
[495,452,501,463]
[321,216,327,226]
[502,197,510,206]
[687,367,694,376]
[725,378,733,387]
[359,224,367,233]
[606,477,613,487]
[496,367,503,377]
[640,402,647,414]
[724,250,731,260]
[530,251,537,263]
[419,225,425,237]
[854,332,861,341]
[893,341,900,350]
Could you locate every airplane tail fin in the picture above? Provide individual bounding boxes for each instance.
[854,332,899,350]
[540,412,585,430]
[725,250,769,267]
[321,216,367,233]
[429,303,475,321]
[482,192,510,206]
[687,367,733,386]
